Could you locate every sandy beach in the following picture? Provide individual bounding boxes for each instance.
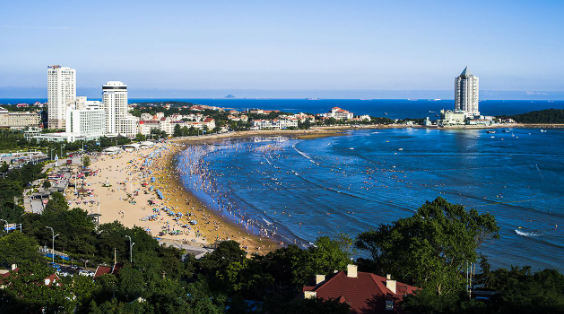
[66,142,276,256]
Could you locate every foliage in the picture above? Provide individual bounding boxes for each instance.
[500,108,564,124]
[0,232,44,267]
[82,155,91,168]
[355,197,499,295]
[291,236,352,286]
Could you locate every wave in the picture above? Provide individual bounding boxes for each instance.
[515,229,541,237]
[292,142,318,165]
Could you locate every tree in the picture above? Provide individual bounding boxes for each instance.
[82,155,91,168]
[0,232,44,267]
[135,133,146,142]
[43,192,69,213]
[355,197,499,295]
[291,236,352,286]
[173,124,182,137]
[42,180,51,189]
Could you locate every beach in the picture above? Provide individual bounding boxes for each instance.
[65,142,276,256]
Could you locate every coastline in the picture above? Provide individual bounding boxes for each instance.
[65,143,277,257]
[167,123,564,251]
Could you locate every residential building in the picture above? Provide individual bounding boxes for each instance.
[102,81,138,137]
[251,117,297,130]
[440,109,467,125]
[0,107,42,129]
[302,265,418,314]
[455,67,480,116]
[47,65,76,129]
[321,107,354,120]
[65,97,106,140]
[293,113,316,123]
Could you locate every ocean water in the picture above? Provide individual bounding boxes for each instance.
[2,98,564,119]
[177,128,564,272]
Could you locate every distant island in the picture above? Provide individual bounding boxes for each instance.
[499,108,564,124]
[224,94,236,99]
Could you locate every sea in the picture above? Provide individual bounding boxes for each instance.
[5,98,564,271]
[178,127,564,272]
[3,98,564,119]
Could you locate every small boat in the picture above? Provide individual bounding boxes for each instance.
[540,129,547,133]
[486,130,496,134]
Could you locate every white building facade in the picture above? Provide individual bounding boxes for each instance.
[47,65,76,129]
[455,67,480,116]
[65,97,106,140]
[102,81,138,137]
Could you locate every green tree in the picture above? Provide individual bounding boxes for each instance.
[291,236,352,286]
[355,197,499,295]
[173,124,182,137]
[82,155,91,168]
[0,232,44,267]
[135,133,146,142]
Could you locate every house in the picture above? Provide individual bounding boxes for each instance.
[320,107,354,120]
[302,265,419,313]
[94,263,123,279]
[0,264,61,289]
[293,113,316,123]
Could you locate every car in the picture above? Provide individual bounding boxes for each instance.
[78,270,89,276]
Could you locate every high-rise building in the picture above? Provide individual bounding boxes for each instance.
[454,67,479,116]
[47,65,76,129]
[102,81,138,136]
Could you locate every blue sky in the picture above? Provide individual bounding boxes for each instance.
[0,0,563,96]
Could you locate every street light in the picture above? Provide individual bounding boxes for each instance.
[125,235,135,263]
[45,226,59,264]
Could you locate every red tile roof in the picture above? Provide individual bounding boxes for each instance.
[0,268,60,287]
[303,271,418,314]
[94,263,123,279]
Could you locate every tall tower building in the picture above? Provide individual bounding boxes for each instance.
[454,67,479,116]
[102,81,137,136]
[47,65,76,129]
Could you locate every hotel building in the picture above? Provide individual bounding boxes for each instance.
[0,107,42,129]
[102,81,138,137]
[455,67,480,116]
[47,65,76,129]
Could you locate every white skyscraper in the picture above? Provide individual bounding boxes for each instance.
[102,81,138,136]
[47,65,76,129]
[454,67,479,116]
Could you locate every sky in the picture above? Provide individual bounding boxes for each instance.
[0,0,563,98]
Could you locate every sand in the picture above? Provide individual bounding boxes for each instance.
[65,142,276,256]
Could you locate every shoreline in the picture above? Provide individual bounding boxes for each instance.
[167,124,564,251]
[65,143,277,257]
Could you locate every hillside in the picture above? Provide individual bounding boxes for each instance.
[503,108,564,124]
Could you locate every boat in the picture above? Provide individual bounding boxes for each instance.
[503,130,509,133]
[486,130,496,134]
[306,97,320,100]
[540,129,547,133]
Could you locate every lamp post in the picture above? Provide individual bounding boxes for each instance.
[125,235,135,263]
[45,226,59,264]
